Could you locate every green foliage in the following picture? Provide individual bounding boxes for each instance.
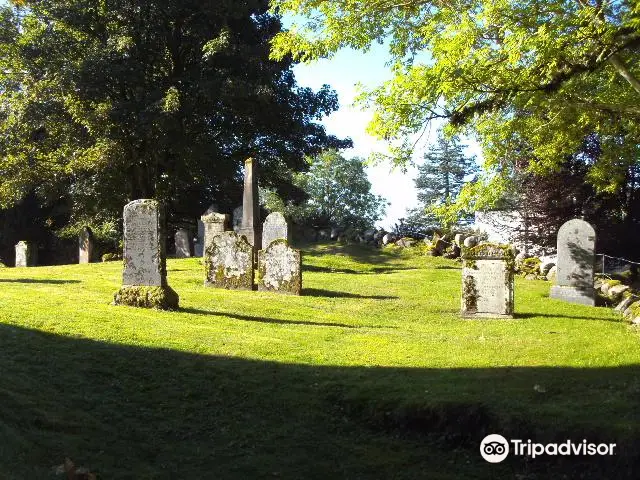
[271,0,640,212]
[0,0,348,228]
[289,150,388,229]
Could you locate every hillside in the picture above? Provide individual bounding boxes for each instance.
[0,244,638,479]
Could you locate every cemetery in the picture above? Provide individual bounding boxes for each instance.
[0,0,639,479]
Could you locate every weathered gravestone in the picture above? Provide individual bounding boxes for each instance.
[204,231,254,290]
[258,240,302,295]
[113,199,179,309]
[15,241,36,267]
[174,228,193,258]
[201,210,230,254]
[262,212,289,248]
[79,227,93,264]
[461,243,514,318]
[549,219,596,306]
[237,158,261,249]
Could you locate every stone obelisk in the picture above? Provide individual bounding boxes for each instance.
[238,158,261,250]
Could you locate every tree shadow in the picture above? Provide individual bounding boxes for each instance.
[434,265,461,270]
[567,240,596,291]
[304,264,416,275]
[516,312,623,322]
[0,324,637,479]
[180,307,363,329]
[303,288,399,300]
[0,278,81,284]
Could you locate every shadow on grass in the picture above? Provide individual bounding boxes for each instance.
[517,312,623,322]
[303,243,403,265]
[0,323,638,479]
[434,265,461,270]
[304,264,417,275]
[0,278,81,284]
[303,288,399,300]
[181,307,362,329]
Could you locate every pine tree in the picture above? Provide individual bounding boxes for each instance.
[406,134,479,230]
[415,135,479,206]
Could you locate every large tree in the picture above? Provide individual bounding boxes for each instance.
[270,0,640,213]
[0,0,349,233]
[288,150,387,230]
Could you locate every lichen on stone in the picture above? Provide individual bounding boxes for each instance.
[257,239,302,295]
[204,231,254,290]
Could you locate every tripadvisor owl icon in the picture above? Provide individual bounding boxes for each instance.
[480,434,509,463]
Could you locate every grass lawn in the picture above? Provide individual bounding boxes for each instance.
[0,243,638,479]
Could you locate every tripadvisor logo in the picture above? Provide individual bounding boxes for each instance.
[480,434,617,463]
[480,434,509,463]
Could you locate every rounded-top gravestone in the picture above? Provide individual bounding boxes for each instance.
[549,219,595,306]
[262,212,289,249]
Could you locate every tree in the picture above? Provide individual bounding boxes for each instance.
[415,134,478,207]
[288,150,387,230]
[270,0,640,211]
[0,0,349,235]
[400,133,479,234]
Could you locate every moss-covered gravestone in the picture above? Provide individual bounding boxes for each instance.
[204,231,254,290]
[258,240,302,295]
[15,241,36,267]
[461,243,514,319]
[113,199,179,309]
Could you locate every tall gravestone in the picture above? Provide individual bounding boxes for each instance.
[79,227,93,264]
[113,199,179,309]
[15,241,36,267]
[237,158,261,249]
[550,219,596,306]
[204,231,254,290]
[201,209,230,255]
[461,243,514,318]
[262,212,289,249]
[258,241,302,295]
[174,228,193,258]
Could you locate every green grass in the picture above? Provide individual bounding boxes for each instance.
[0,243,638,479]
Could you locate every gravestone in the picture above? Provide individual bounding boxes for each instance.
[204,231,254,290]
[461,243,514,318]
[262,212,289,249]
[237,158,261,249]
[258,240,302,295]
[195,204,219,256]
[15,241,36,267]
[549,219,596,306]
[113,199,179,309]
[174,228,193,258]
[79,227,93,264]
[201,210,230,254]
[194,220,205,257]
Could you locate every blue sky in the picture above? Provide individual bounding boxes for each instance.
[291,45,481,229]
[291,45,425,229]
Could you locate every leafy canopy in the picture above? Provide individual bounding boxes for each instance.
[270,0,640,212]
[0,0,349,231]
[288,150,387,230]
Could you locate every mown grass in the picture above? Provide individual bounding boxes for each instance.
[0,243,638,479]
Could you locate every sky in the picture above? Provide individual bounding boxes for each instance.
[291,45,427,230]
